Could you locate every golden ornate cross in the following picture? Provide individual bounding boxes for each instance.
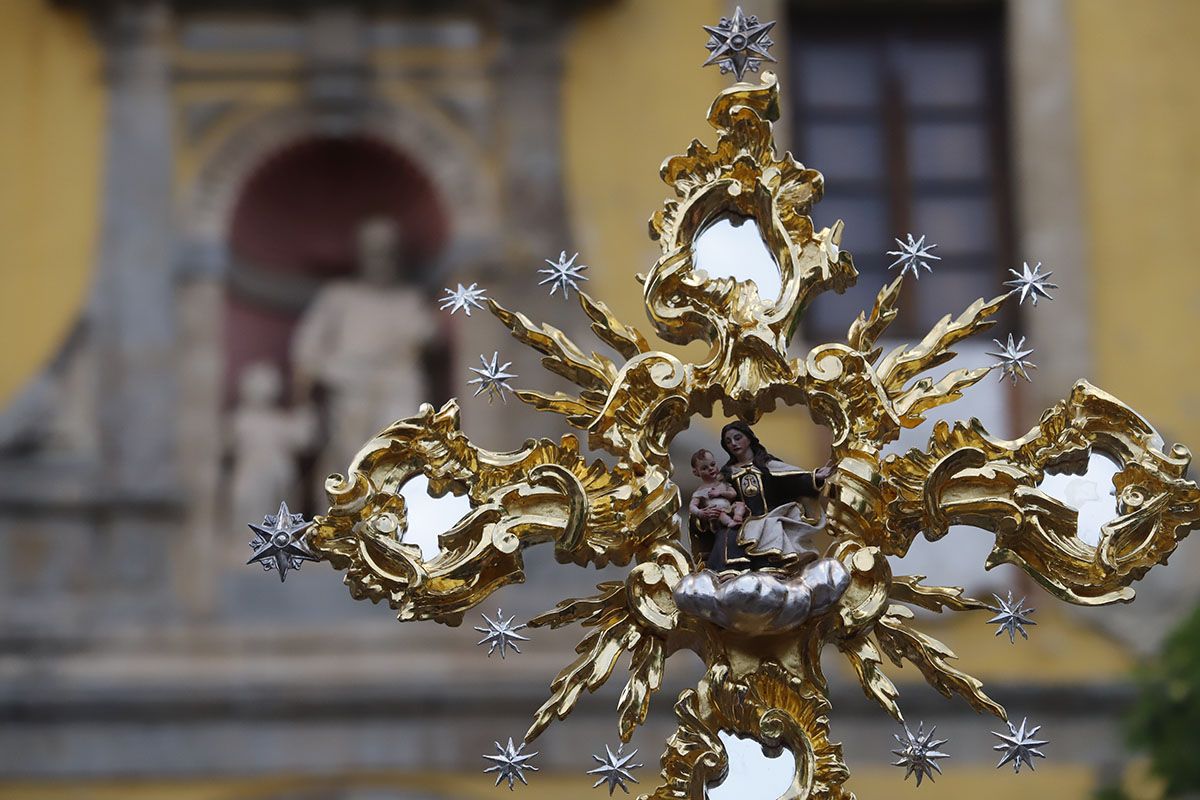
[256,72,1199,798]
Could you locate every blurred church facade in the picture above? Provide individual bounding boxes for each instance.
[1,1,1198,798]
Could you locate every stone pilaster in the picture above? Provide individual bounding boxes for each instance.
[93,0,178,499]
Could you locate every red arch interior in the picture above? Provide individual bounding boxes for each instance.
[223,136,448,403]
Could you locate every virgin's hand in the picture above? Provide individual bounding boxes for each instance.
[701,507,723,520]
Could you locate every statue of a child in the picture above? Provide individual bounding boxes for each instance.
[688,448,748,529]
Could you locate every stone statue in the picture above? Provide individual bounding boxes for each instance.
[228,361,316,534]
[291,217,435,497]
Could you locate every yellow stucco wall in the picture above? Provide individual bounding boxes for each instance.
[562,0,725,313]
[0,0,104,406]
[1071,0,1200,451]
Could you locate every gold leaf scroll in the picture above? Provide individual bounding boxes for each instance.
[815,288,1020,554]
[580,291,650,359]
[882,380,1200,603]
[307,400,679,625]
[644,663,852,800]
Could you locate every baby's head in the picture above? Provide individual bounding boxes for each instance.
[691,449,721,482]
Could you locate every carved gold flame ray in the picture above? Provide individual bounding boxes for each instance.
[302,72,1200,799]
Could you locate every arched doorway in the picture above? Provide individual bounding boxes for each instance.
[222,136,450,517]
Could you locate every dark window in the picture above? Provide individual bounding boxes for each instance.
[791,3,1014,341]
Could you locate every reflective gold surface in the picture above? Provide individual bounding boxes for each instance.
[306,72,1199,798]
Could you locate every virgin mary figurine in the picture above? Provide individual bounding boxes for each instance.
[676,422,850,634]
[693,421,830,572]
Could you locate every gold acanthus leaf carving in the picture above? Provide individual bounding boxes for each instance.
[821,553,999,725]
[846,275,902,364]
[488,293,691,470]
[525,540,691,744]
[874,604,1006,720]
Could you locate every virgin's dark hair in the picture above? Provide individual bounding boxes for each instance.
[719,421,779,480]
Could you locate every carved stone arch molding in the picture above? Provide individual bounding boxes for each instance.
[181,101,502,274]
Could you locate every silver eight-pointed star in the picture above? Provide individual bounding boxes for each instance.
[992,718,1049,773]
[702,6,776,81]
[988,333,1037,385]
[440,282,488,316]
[891,722,950,787]
[886,233,941,279]
[988,591,1037,643]
[484,737,539,790]
[588,743,643,795]
[468,352,518,404]
[474,608,530,659]
[247,501,315,582]
[538,250,590,299]
[1004,261,1058,307]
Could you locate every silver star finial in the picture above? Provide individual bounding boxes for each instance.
[992,717,1049,773]
[588,743,643,795]
[468,352,518,404]
[474,608,530,658]
[988,334,1037,385]
[484,737,539,790]
[886,233,941,279]
[702,6,777,81]
[538,251,589,299]
[891,722,950,786]
[988,591,1037,643]
[247,501,315,582]
[440,282,488,316]
[1004,261,1058,307]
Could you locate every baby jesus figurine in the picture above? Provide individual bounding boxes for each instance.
[689,449,748,528]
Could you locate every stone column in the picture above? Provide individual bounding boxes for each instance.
[1008,0,1092,414]
[93,0,178,499]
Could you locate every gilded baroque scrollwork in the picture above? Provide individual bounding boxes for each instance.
[882,380,1200,604]
[297,72,1200,797]
[308,399,679,624]
[652,663,851,800]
